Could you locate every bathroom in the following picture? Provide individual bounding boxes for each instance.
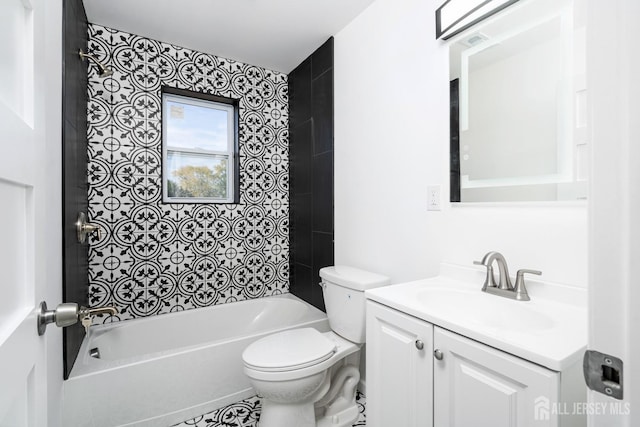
[0,0,638,426]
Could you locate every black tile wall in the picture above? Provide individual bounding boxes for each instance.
[289,38,334,311]
[311,71,334,155]
[289,58,312,124]
[311,40,334,80]
[311,232,334,312]
[290,120,313,194]
[292,194,312,266]
[62,0,89,379]
[288,263,313,305]
[86,25,289,322]
[312,152,333,233]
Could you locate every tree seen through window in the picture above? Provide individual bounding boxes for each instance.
[167,163,227,199]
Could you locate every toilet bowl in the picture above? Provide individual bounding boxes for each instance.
[242,266,390,427]
[244,328,360,427]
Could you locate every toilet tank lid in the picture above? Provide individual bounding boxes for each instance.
[319,266,390,291]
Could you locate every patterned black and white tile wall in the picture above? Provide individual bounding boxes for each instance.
[86,24,289,322]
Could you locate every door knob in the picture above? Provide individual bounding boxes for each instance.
[415,340,424,350]
[37,302,79,335]
[434,349,444,360]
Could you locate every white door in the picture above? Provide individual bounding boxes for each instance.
[0,0,63,426]
[433,327,559,427]
[586,0,640,425]
[366,301,433,427]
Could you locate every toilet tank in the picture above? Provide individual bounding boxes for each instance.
[319,266,390,343]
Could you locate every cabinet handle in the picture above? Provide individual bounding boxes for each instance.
[415,340,424,350]
[434,349,444,360]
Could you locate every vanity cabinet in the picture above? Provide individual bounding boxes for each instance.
[366,300,433,427]
[367,301,580,427]
[433,327,558,427]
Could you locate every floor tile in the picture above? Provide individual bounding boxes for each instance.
[174,391,366,427]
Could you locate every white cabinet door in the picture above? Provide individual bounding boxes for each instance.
[433,327,559,427]
[366,301,433,427]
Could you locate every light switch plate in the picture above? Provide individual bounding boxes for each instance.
[427,185,441,211]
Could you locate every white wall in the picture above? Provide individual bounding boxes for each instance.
[334,0,446,284]
[334,0,587,288]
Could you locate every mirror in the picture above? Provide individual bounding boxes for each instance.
[449,0,587,202]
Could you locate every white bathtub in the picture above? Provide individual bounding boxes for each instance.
[62,294,330,427]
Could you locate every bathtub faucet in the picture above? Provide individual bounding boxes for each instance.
[37,302,118,336]
[79,306,118,318]
[78,306,118,333]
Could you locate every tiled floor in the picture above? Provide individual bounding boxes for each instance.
[175,392,367,427]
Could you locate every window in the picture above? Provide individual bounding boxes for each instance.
[161,87,239,203]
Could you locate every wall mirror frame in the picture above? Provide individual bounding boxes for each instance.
[447,0,588,203]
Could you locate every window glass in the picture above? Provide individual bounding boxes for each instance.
[165,100,229,152]
[162,89,237,203]
[166,152,228,199]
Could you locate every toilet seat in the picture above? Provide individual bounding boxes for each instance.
[243,328,337,372]
[244,330,360,382]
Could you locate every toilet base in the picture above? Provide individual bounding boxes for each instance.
[258,399,359,427]
[316,403,359,427]
[260,400,317,427]
[247,334,363,427]
[257,363,361,427]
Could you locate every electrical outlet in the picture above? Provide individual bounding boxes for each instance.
[427,185,441,211]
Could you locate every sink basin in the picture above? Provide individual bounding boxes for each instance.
[365,270,587,371]
[416,287,555,331]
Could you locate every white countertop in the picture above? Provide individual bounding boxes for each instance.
[365,264,587,371]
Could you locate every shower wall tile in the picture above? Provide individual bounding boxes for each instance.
[87,24,289,322]
[312,152,334,233]
[290,120,313,194]
[288,37,334,312]
[311,69,334,155]
[288,58,311,124]
[292,194,312,266]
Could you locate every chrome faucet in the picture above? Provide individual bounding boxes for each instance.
[474,251,512,290]
[79,306,118,318]
[78,306,118,334]
[474,251,541,301]
[37,302,118,335]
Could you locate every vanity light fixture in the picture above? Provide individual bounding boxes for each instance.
[436,0,520,40]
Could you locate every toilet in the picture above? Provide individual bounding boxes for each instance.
[242,266,390,427]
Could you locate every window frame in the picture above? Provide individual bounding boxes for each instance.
[161,86,240,204]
